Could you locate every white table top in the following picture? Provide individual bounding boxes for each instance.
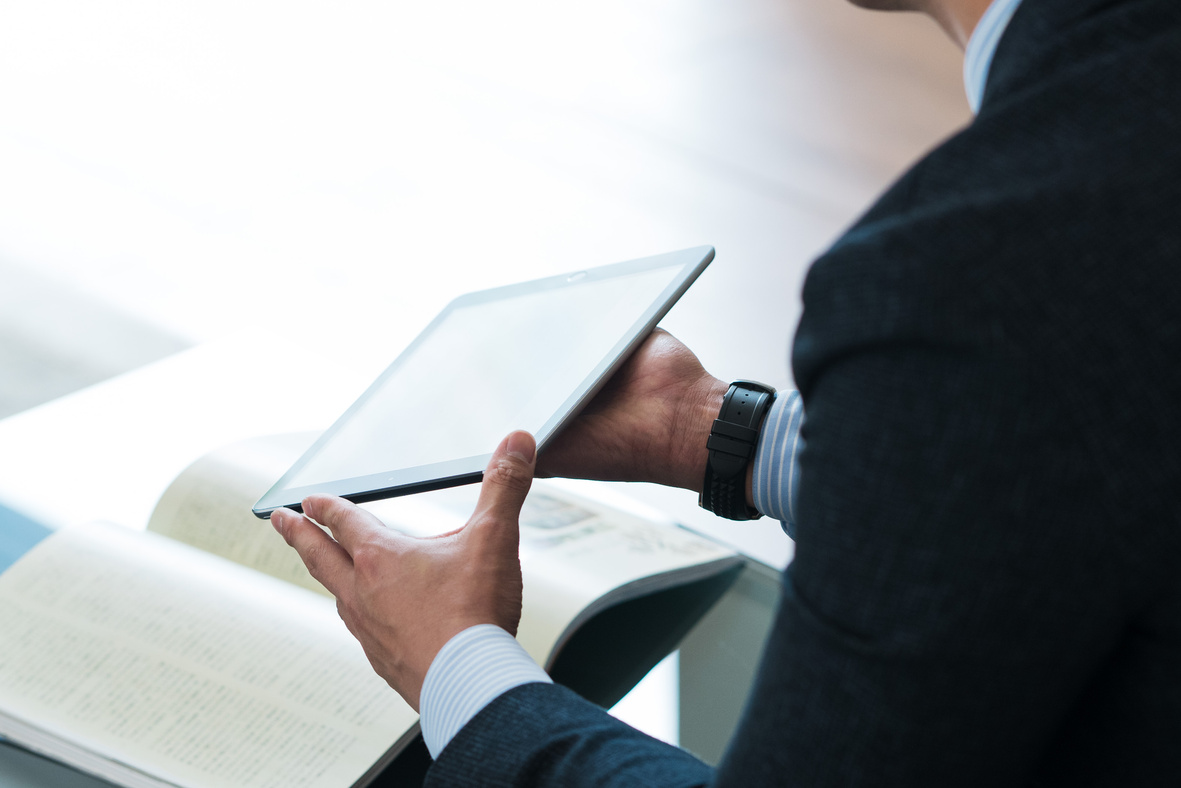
[0,335,371,535]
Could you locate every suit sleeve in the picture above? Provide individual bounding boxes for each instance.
[425,682,712,787]
[713,337,1127,785]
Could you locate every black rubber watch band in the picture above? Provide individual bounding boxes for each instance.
[700,380,776,520]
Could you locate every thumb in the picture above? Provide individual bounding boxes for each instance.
[470,431,536,531]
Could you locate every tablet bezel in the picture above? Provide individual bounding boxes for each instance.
[252,245,714,517]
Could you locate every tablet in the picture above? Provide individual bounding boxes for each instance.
[252,246,714,517]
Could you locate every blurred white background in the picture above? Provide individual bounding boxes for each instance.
[1,0,966,356]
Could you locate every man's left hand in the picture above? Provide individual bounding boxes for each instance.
[270,430,537,711]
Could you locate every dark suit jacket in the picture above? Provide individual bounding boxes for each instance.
[426,0,1181,784]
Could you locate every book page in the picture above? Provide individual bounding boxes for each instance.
[147,432,331,597]
[0,524,416,788]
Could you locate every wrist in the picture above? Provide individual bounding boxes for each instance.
[669,376,728,493]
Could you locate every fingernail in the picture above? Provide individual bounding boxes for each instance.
[271,509,287,534]
[506,431,535,463]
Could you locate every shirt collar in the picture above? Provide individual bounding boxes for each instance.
[964,0,1025,113]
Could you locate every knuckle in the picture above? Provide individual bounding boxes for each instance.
[488,457,532,494]
[301,541,325,577]
[350,541,387,579]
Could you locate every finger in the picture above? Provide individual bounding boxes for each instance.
[470,431,536,535]
[271,507,354,594]
[302,494,404,555]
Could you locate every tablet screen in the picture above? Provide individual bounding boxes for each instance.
[254,246,712,515]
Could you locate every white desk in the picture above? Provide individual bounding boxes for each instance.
[0,336,373,534]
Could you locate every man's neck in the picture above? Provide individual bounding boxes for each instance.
[925,0,995,48]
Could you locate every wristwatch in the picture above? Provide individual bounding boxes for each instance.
[699,380,776,520]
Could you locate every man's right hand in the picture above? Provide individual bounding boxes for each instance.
[538,329,727,493]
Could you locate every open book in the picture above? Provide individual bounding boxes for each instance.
[0,434,742,788]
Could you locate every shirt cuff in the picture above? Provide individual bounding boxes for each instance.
[419,624,552,759]
[751,389,805,538]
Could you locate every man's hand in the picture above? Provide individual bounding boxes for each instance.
[269,431,536,711]
[539,329,728,492]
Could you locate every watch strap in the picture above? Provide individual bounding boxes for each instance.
[700,380,775,520]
